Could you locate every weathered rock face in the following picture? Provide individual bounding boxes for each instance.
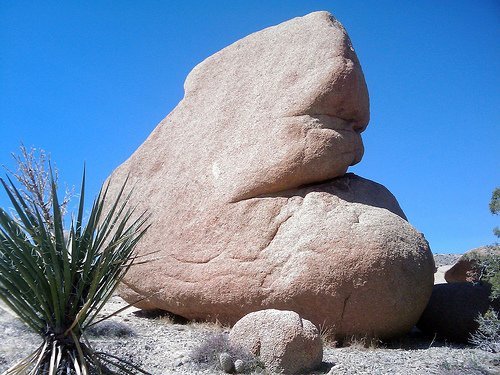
[109,11,434,339]
[229,309,323,374]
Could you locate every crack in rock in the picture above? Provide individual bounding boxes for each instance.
[261,212,294,252]
[340,293,351,323]
[169,252,223,265]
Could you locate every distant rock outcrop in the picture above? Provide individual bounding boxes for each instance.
[108,11,434,339]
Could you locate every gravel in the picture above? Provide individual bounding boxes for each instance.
[1,254,498,375]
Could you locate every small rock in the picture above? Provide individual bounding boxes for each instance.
[173,358,184,367]
[234,359,245,373]
[219,352,234,373]
[172,351,189,367]
[229,309,323,374]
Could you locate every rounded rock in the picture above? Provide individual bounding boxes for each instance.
[219,352,234,374]
[234,359,245,373]
[229,309,323,374]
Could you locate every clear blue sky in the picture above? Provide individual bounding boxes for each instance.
[1,1,498,253]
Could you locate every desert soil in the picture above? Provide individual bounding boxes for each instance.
[1,254,498,375]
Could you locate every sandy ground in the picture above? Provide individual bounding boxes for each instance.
[1,254,498,375]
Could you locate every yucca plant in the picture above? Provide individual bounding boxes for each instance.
[0,169,150,374]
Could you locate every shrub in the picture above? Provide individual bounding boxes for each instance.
[480,250,500,299]
[468,249,499,353]
[490,187,500,215]
[468,188,500,353]
[489,186,499,241]
[2,144,72,230]
[469,309,500,353]
[190,332,263,373]
[0,169,149,374]
[464,248,500,298]
[87,321,136,338]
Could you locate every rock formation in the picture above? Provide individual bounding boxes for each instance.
[108,11,434,339]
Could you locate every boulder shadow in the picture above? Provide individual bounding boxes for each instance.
[133,308,190,324]
[311,361,335,374]
[383,327,471,350]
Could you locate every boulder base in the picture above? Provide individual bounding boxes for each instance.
[117,174,434,338]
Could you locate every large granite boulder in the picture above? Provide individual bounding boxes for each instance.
[108,11,434,339]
